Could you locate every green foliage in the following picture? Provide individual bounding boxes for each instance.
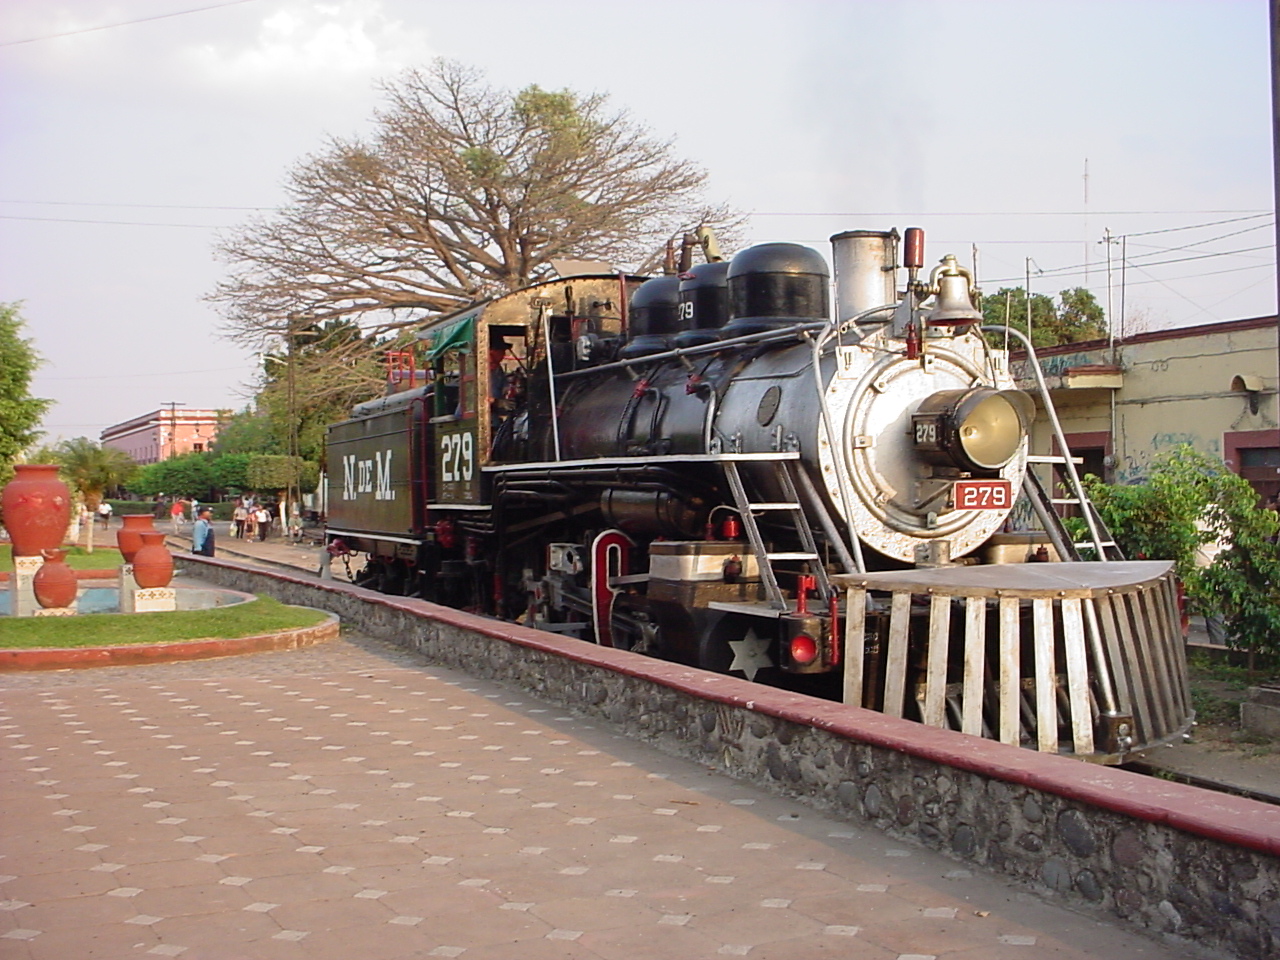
[43,437,138,510]
[211,452,252,492]
[0,303,51,490]
[246,454,317,493]
[127,452,217,500]
[982,286,1107,348]
[1086,446,1280,659]
[211,407,285,457]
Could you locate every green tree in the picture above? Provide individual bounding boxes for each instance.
[128,453,217,501]
[0,303,51,491]
[49,438,137,512]
[211,407,285,457]
[210,453,253,493]
[1085,446,1280,665]
[982,286,1107,348]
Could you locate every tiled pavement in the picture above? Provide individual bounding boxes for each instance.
[0,635,1196,960]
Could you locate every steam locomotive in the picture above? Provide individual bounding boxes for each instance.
[325,228,1192,763]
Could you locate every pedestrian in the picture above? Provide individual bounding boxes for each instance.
[254,504,271,541]
[170,498,186,532]
[192,506,216,557]
[232,500,249,539]
[96,501,113,528]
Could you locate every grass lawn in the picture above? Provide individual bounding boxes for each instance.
[0,544,127,571]
[0,595,329,648]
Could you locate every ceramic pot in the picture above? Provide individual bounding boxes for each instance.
[117,514,158,563]
[33,549,77,609]
[132,531,174,589]
[1,464,72,557]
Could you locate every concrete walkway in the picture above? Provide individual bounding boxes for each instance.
[154,520,1280,806]
[0,634,1198,960]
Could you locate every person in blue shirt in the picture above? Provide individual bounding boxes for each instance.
[192,506,216,557]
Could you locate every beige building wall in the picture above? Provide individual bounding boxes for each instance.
[1012,316,1280,497]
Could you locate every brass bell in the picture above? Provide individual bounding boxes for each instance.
[925,255,983,326]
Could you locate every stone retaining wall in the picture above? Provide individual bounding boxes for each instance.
[180,556,1280,959]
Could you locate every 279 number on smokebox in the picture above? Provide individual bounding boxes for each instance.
[953,479,1011,510]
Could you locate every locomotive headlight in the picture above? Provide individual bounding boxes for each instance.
[911,388,1035,474]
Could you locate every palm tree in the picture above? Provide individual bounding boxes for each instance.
[49,438,137,552]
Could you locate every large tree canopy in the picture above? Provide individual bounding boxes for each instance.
[212,60,738,359]
[0,303,50,490]
[981,286,1107,348]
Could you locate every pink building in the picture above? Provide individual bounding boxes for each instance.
[100,408,224,465]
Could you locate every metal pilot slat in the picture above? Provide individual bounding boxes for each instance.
[1112,592,1153,744]
[961,596,986,738]
[883,592,912,719]
[1095,593,1135,720]
[1061,598,1095,756]
[1160,576,1193,719]
[998,597,1021,746]
[1032,597,1058,753]
[842,587,867,708]
[922,594,951,728]
[1136,586,1174,736]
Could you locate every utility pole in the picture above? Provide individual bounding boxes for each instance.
[1103,228,1115,358]
[163,401,184,460]
[1272,0,1280,442]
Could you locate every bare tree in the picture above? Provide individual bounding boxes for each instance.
[213,60,740,355]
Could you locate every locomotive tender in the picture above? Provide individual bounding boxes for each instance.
[326,228,1192,763]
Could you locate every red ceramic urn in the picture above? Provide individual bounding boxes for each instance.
[2,464,72,557]
[117,513,158,563]
[132,530,174,589]
[33,549,78,609]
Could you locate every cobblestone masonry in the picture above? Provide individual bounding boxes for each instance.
[179,557,1280,959]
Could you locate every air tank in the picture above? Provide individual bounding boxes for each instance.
[720,242,830,339]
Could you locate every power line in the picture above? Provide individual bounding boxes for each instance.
[1123,212,1273,237]
[0,214,225,229]
[983,244,1273,286]
[37,366,251,381]
[0,0,259,47]
[0,200,273,211]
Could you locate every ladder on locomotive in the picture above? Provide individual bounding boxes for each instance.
[721,458,835,610]
[1023,459,1124,562]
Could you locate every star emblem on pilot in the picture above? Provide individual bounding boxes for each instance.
[727,628,773,681]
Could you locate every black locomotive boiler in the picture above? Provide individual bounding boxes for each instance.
[325,228,1192,763]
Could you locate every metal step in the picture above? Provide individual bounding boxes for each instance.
[766,552,820,561]
[746,502,802,512]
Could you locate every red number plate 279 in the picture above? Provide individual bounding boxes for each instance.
[953,479,1012,511]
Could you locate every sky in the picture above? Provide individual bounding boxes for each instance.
[0,0,1273,443]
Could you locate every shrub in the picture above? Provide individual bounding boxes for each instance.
[1085,446,1280,664]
